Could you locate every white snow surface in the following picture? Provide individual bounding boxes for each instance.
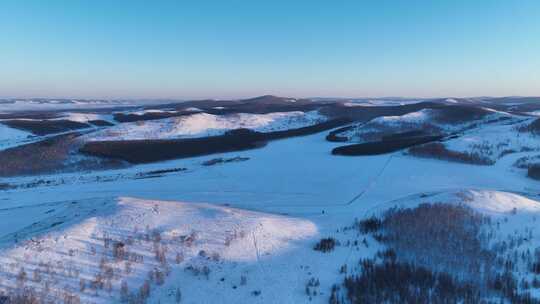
[463,190,540,215]
[337,109,437,142]
[342,99,424,107]
[183,107,203,112]
[129,109,179,115]
[0,197,316,303]
[371,109,431,125]
[339,108,512,143]
[370,189,540,217]
[527,110,540,117]
[443,115,540,161]
[85,111,326,141]
[57,112,115,123]
[0,123,32,150]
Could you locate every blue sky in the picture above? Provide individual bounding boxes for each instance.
[1,0,539,99]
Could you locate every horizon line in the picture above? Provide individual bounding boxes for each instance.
[0,94,538,102]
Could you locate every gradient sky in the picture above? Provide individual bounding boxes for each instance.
[1,0,540,99]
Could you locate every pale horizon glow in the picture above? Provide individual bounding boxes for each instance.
[1,0,540,100]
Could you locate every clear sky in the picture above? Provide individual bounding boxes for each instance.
[1,0,539,99]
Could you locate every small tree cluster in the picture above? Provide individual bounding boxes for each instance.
[356,216,381,234]
[314,238,337,253]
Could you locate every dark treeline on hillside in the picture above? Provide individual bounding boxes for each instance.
[408,142,495,165]
[334,254,481,304]
[528,165,540,180]
[1,119,90,135]
[81,118,350,163]
[0,132,126,177]
[331,135,443,156]
[517,118,540,134]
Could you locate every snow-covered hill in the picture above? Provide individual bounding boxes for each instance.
[335,107,512,143]
[0,197,316,303]
[327,189,540,303]
[85,111,326,141]
[56,112,115,124]
[370,189,540,217]
[440,115,540,162]
[342,100,424,107]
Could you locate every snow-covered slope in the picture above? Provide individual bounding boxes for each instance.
[337,107,511,143]
[370,189,540,217]
[0,123,32,150]
[128,108,203,115]
[85,111,326,141]
[0,197,316,303]
[336,109,438,143]
[461,190,540,215]
[370,108,431,125]
[436,115,540,162]
[341,99,424,107]
[334,189,540,302]
[57,112,115,124]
